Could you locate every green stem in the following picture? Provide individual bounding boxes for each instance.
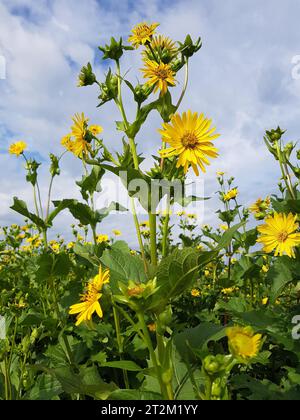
[131,198,148,273]
[91,225,98,246]
[33,186,40,218]
[137,312,167,399]
[149,212,157,266]
[112,304,129,389]
[46,175,55,221]
[36,180,44,219]
[175,58,189,111]
[276,141,296,199]
[162,208,171,258]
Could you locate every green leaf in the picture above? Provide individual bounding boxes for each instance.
[267,257,293,303]
[101,360,142,371]
[76,166,105,201]
[149,248,217,311]
[10,197,47,229]
[108,389,162,400]
[28,374,63,400]
[216,222,245,250]
[174,322,226,363]
[101,243,147,292]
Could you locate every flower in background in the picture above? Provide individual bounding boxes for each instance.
[249,197,271,214]
[89,125,103,136]
[141,60,176,95]
[128,22,159,48]
[112,229,122,236]
[219,224,228,231]
[61,113,95,158]
[142,35,178,63]
[69,265,110,326]
[217,171,225,176]
[9,141,27,156]
[226,325,262,361]
[257,212,300,258]
[223,188,238,201]
[96,234,109,244]
[159,111,219,175]
[191,288,201,297]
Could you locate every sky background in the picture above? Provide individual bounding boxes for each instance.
[0,0,300,247]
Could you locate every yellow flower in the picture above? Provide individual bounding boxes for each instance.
[187,213,197,219]
[18,233,26,240]
[261,264,269,273]
[130,250,137,256]
[159,111,220,175]
[69,265,109,326]
[139,221,150,229]
[226,325,262,361]
[257,212,300,258]
[222,287,236,295]
[249,197,271,214]
[147,322,156,332]
[67,242,75,249]
[176,210,186,216]
[96,234,109,244]
[128,22,159,48]
[196,244,204,251]
[51,243,60,253]
[141,59,176,95]
[61,113,90,157]
[77,235,84,241]
[9,141,27,156]
[223,188,238,201]
[217,171,225,176]
[142,35,178,62]
[219,224,228,231]
[112,229,122,236]
[191,288,201,297]
[89,125,103,136]
[262,297,269,305]
[21,225,29,232]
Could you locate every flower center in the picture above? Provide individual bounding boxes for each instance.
[277,231,289,242]
[181,131,199,148]
[154,67,169,80]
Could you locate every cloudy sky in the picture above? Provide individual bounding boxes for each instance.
[0,0,300,246]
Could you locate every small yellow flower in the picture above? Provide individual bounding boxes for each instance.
[69,265,109,326]
[196,244,204,251]
[147,322,156,332]
[219,224,228,231]
[17,233,26,240]
[217,171,225,176]
[261,264,269,273]
[176,211,186,217]
[159,111,219,175]
[89,125,103,136]
[51,243,60,253]
[223,188,238,201]
[139,221,150,229]
[67,242,75,249]
[112,229,122,236]
[77,235,84,241]
[187,213,197,219]
[61,113,90,157]
[21,225,29,232]
[221,287,235,295]
[249,197,271,214]
[128,22,159,48]
[226,325,262,361]
[191,288,201,297]
[262,297,269,305]
[96,234,109,244]
[130,250,137,256]
[141,59,176,95]
[204,269,210,277]
[257,212,300,258]
[9,141,27,156]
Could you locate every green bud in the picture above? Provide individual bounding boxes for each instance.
[98,69,118,107]
[49,154,60,177]
[98,37,133,61]
[254,212,266,220]
[296,150,300,160]
[78,62,97,87]
[178,35,202,58]
[265,126,286,143]
[284,142,294,159]
[293,167,300,178]
[134,84,152,104]
[203,355,221,375]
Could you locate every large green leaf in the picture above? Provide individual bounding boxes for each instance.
[10,197,47,229]
[101,243,147,292]
[76,166,105,200]
[108,389,162,400]
[267,257,294,303]
[28,374,63,400]
[174,322,226,363]
[149,248,217,311]
[101,360,142,371]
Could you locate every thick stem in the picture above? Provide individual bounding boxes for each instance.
[275,141,296,200]
[162,206,171,258]
[46,176,55,221]
[112,304,129,389]
[131,198,148,273]
[149,212,157,266]
[175,59,189,110]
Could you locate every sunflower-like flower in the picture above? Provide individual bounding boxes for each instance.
[226,325,262,361]
[249,197,270,213]
[159,110,220,175]
[257,212,300,258]
[128,22,159,48]
[223,188,238,201]
[9,141,27,156]
[96,234,109,244]
[143,35,178,63]
[61,113,103,158]
[69,265,110,326]
[141,59,176,95]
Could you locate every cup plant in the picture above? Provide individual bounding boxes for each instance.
[1,22,300,401]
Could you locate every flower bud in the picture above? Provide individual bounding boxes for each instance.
[78,63,97,87]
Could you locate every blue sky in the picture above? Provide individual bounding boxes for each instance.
[0,0,300,246]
